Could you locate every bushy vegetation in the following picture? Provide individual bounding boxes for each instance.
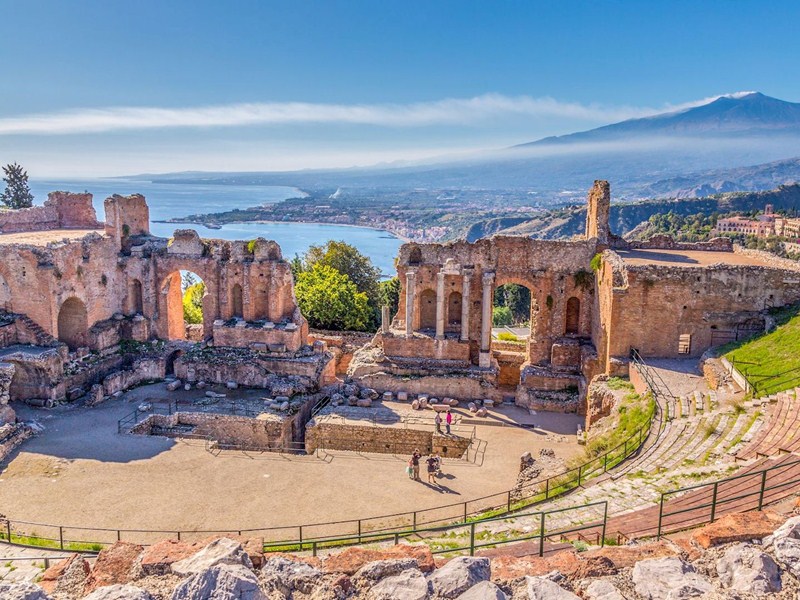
[493,283,530,326]
[584,390,656,459]
[292,241,383,330]
[182,282,205,324]
[722,303,800,395]
[295,264,371,331]
[496,331,521,343]
[379,276,400,317]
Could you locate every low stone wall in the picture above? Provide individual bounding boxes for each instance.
[0,192,100,234]
[351,370,497,402]
[213,321,306,353]
[381,334,471,362]
[305,421,471,458]
[621,235,734,253]
[102,356,166,396]
[134,411,295,450]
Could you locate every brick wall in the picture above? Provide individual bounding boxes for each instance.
[0,192,99,234]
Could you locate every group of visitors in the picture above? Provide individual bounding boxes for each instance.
[407,448,443,483]
[434,408,453,435]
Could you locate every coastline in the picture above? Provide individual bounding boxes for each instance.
[158,217,412,243]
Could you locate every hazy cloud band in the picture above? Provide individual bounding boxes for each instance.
[0,93,751,136]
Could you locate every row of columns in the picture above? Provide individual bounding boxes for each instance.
[403,268,495,366]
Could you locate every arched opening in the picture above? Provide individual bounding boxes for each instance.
[0,272,10,311]
[162,270,207,341]
[231,283,244,319]
[408,247,422,265]
[418,289,436,330]
[128,279,143,315]
[447,291,462,327]
[57,297,88,350]
[491,283,533,388]
[565,297,580,335]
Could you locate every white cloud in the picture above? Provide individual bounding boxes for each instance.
[0,93,738,136]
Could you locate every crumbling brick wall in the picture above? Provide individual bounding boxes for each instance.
[0,192,100,234]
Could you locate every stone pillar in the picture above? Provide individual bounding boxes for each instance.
[479,271,494,368]
[381,305,390,334]
[405,271,416,337]
[460,272,471,341]
[435,271,445,340]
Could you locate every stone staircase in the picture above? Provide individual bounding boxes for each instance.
[11,312,61,347]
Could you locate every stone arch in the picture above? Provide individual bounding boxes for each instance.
[447,291,462,326]
[0,272,10,311]
[408,246,422,265]
[128,278,143,315]
[161,270,207,341]
[231,283,244,318]
[57,297,88,350]
[565,296,580,335]
[418,289,436,330]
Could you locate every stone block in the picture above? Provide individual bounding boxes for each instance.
[166,380,182,391]
[397,391,408,402]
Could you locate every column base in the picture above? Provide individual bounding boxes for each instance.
[479,350,492,368]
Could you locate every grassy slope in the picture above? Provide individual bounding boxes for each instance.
[723,304,800,395]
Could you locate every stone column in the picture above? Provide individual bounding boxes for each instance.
[435,271,446,340]
[460,272,471,341]
[381,305,390,334]
[479,271,494,367]
[405,271,416,337]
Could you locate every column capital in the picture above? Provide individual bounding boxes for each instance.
[482,271,495,285]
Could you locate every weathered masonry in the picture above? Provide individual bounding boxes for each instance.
[0,193,333,405]
[350,181,800,411]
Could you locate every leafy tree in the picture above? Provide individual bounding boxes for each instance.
[1,163,34,209]
[295,264,371,331]
[492,305,513,327]
[379,276,400,315]
[298,240,382,329]
[304,241,381,306]
[183,282,205,324]
[493,283,530,325]
[181,271,198,292]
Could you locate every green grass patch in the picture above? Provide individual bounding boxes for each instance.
[605,377,635,391]
[723,304,800,396]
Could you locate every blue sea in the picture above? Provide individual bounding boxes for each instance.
[28,178,403,276]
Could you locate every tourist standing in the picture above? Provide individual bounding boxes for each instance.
[426,455,438,484]
[434,412,443,434]
[411,449,421,480]
[445,409,452,434]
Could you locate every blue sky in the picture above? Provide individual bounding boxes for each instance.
[1,0,798,176]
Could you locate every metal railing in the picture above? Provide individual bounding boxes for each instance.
[657,455,800,538]
[0,412,651,553]
[630,348,675,422]
[262,501,609,558]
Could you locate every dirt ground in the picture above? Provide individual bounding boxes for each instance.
[0,383,583,543]
[0,229,104,246]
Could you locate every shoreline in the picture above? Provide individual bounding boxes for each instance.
[157,217,412,243]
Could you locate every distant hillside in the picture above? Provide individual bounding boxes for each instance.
[481,184,800,240]
[141,92,800,202]
[518,92,800,147]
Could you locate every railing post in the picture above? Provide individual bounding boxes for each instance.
[623,438,628,457]
[710,481,719,523]
[545,478,549,500]
[177,531,181,541]
[507,491,511,512]
[6,520,10,543]
[117,530,121,542]
[657,494,665,539]
[538,512,545,557]
[469,522,475,556]
[577,465,582,487]
[299,525,303,549]
[59,526,64,550]
[463,502,467,523]
[601,502,608,547]
[358,520,362,544]
[603,453,608,473]
[312,541,317,557]
[413,511,417,531]
[758,470,767,511]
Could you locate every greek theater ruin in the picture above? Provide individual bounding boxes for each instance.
[1,180,799,456]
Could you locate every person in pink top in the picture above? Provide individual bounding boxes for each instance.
[445,408,453,434]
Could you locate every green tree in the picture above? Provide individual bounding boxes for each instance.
[295,264,371,331]
[183,282,205,324]
[492,305,513,327]
[300,240,382,329]
[1,163,34,209]
[493,283,530,325]
[379,276,400,315]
